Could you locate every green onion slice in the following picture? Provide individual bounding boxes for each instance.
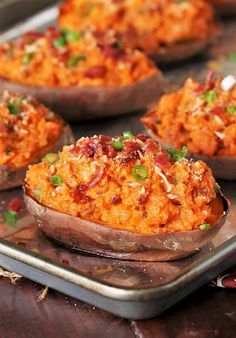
[7,102,20,115]
[167,145,188,161]
[67,55,86,68]
[131,165,148,180]
[4,211,17,226]
[50,175,63,186]
[43,153,60,165]
[227,105,236,116]
[202,89,217,104]
[112,140,123,151]
[22,52,33,65]
[123,131,133,140]
[199,223,211,230]
[54,36,67,49]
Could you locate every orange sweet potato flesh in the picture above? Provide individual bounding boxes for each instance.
[0,92,74,190]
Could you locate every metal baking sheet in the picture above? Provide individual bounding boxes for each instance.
[0,5,235,320]
[0,181,235,320]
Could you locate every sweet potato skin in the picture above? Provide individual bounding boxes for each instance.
[0,124,74,191]
[145,129,236,180]
[0,72,164,121]
[24,189,229,262]
[150,38,211,63]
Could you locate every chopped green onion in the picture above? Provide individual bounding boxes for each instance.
[7,102,20,115]
[43,153,60,165]
[227,105,236,116]
[131,165,148,180]
[228,52,236,62]
[65,30,81,42]
[202,89,217,104]
[4,211,17,226]
[54,36,67,49]
[199,223,211,230]
[50,175,63,186]
[123,131,133,140]
[22,52,33,65]
[67,55,86,68]
[175,0,185,3]
[167,145,188,161]
[112,140,123,151]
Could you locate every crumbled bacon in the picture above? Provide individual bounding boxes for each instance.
[17,31,44,49]
[145,138,157,153]
[155,153,171,169]
[107,145,116,158]
[8,197,22,212]
[205,70,215,90]
[100,45,126,60]
[84,65,107,78]
[211,106,225,116]
[135,134,149,142]
[194,71,215,94]
[0,122,6,133]
[46,26,61,41]
[71,167,104,203]
[111,195,122,204]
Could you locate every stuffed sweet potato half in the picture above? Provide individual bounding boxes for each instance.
[59,0,218,63]
[24,133,229,261]
[0,91,74,190]
[0,27,163,120]
[142,72,236,180]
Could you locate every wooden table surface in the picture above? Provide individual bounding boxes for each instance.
[0,12,236,338]
[0,278,235,338]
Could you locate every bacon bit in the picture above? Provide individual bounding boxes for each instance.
[205,70,215,90]
[155,153,171,169]
[80,143,95,157]
[72,167,104,203]
[17,31,44,49]
[0,122,6,133]
[211,107,225,116]
[99,135,112,142]
[101,45,126,60]
[8,197,22,212]
[46,26,61,41]
[194,71,215,94]
[107,145,116,158]
[194,83,205,94]
[135,134,149,142]
[71,185,92,203]
[84,65,107,78]
[87,167,104,189]
[111,195,122,204]
[145,138,157,153]
[124,141,140,153]
[139,189,150,205]
[70,146,81,155]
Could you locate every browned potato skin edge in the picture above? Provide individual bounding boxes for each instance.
[150,39,211,63]
[23,186,229,262]
[0,123,74,191]
[0,72,164,121]
[145,128,236,180]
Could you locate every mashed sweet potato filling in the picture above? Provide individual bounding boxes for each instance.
[59,0,216,53]
[25,134,218,235]
[142,73,236,157]
[0,27,156,87]
[0,91,63,169]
